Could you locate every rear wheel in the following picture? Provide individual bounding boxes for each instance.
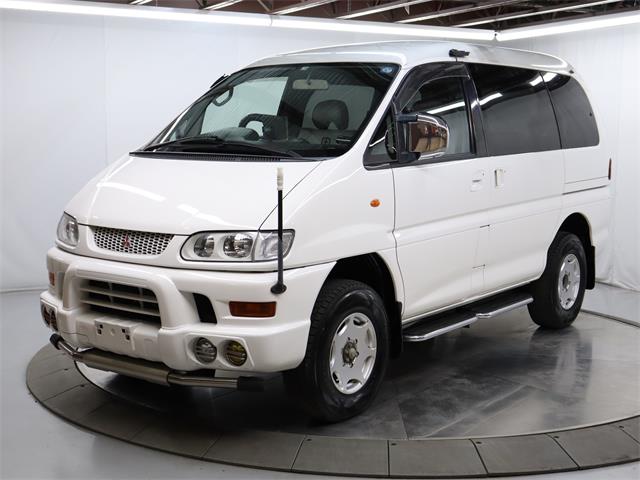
[528,232,587,329]
[284,279,389,423]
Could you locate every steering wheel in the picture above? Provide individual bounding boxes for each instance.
[239,113,269,129]
[234,127,260,141]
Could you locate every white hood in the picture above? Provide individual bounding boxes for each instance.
[66,155,320,235]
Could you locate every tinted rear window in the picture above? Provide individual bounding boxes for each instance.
[544,74,599,149]
[468,64,560,156]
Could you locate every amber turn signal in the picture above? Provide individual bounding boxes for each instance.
[370,198,381,208]
[229,301,276,318]
[48,272,55,286]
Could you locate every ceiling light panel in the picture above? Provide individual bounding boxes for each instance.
[457,0,621,28]
[497,9,640,40]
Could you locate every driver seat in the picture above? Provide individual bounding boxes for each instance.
[299,100,354,146]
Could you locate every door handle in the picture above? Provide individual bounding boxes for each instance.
[470,170,485,192]
[494,168,506,188]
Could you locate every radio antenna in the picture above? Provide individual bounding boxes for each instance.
[271,167,287,294]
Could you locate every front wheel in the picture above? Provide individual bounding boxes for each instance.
[284,279,389,423]
[528,232,587,329]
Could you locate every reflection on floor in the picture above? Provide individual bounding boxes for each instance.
[83,310,640,440]
[1,285,639,479]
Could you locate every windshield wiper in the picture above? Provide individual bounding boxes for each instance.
[141,136,302,159]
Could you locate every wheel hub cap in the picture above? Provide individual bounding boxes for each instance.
[342,339,359,366]
[558,253,581,310]
[329,313,377,395]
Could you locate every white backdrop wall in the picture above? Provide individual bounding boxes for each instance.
[1,8,639,291]
[508,25,640,291]
[0,9,425,291]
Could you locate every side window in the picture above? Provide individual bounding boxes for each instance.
[402,77,472,156]
[468,64,560,156]
[365,110,397,165]
[544,74,599,148]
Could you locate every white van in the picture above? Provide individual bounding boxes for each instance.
[41,41,610,422]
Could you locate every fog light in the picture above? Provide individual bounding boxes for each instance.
[225,341,247,366]
[193,337,217,364]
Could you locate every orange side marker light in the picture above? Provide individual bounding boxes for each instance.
[229,301,276,318]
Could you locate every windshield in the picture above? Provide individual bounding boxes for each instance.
[142,63,399,159]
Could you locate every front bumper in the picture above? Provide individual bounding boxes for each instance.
[41,247,333,373]
[49,333,263,390]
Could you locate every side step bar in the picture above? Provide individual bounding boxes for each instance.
[403,311,477,343]
[402,291,533,343]
[49,334,264,391]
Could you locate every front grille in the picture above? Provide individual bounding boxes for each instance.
[92,227,173,256]
[80,279,160,322]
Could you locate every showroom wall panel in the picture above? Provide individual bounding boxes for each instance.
[1,11,4,288]
[1,8,638,291]
[101,19,363,159]
[509,24,640,291]
[0,9,411,291]
[1,11,109,291]
[103,18,241,159]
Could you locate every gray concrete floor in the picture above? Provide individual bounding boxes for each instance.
[2,285,639,479]
[81,310,640,440]
[582,283,640,326]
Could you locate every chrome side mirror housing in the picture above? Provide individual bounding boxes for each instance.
[399,114,449,161]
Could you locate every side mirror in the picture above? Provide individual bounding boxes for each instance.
[400,114,449,161]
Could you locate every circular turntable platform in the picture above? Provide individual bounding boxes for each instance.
[27,309,640,477]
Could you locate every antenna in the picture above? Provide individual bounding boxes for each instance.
[271,168,287,294]
[449,48,470,58]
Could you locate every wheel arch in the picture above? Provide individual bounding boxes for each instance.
[558,212,595,289]
[326,253,403,358]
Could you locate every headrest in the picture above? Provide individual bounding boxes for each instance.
[312,100,349,130]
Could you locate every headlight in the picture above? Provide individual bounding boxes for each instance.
[56,213,79,247]
[223,233,254,258]
[181,231,294,262]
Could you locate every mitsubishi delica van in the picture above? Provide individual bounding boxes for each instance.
[41,41,610,422]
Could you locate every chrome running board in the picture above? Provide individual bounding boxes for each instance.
[402,291,533,343]
[403,311,478,343]
[472,291,533,319]
[49,334,263,391]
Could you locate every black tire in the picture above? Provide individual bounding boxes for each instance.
[284,279,389,423]
[528,232,587,329]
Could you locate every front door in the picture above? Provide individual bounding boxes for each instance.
[391,63,490,320]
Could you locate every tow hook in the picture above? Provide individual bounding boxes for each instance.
[49,333,63,350]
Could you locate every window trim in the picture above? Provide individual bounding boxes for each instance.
[466,62,563,157]
[364,61,600,170]
[363,106,400,169]
[143,62,401,160]
[544,73,600,149]
[542,72,565,150]
[364,61,484,170]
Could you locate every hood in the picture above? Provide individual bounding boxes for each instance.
[66,155,320,235]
